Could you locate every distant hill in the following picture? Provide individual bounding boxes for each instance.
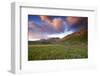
[28,37,60,45]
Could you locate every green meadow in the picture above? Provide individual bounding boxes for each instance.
[28,42,88,60]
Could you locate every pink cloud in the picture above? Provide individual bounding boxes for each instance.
[28,21,37,29]
[28,21,42,32]
[40,16,65,33]
[28,30,48,41]
[66,17,81,25]
[40,16,52,23]
[52,18,64,32]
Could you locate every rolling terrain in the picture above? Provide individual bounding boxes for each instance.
[28,29,88,60]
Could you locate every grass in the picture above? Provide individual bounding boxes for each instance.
[28,43,88,61]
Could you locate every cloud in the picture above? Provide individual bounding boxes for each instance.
[40,16,52,23]
[28,20,56,40]
[28,21,42,33]
[28,21,37,29]
[40,16,65,33]
[52,18,64,32]
[66,17,81,26]
[28,30,48,41]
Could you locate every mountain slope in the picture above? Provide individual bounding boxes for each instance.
[60,29,88,44]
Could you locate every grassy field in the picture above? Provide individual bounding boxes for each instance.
[28,43,88,61]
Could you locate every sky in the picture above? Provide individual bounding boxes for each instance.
[28,15,88,41]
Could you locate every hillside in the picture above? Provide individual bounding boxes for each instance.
[62,29,87,40]
[60,29,88,45]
